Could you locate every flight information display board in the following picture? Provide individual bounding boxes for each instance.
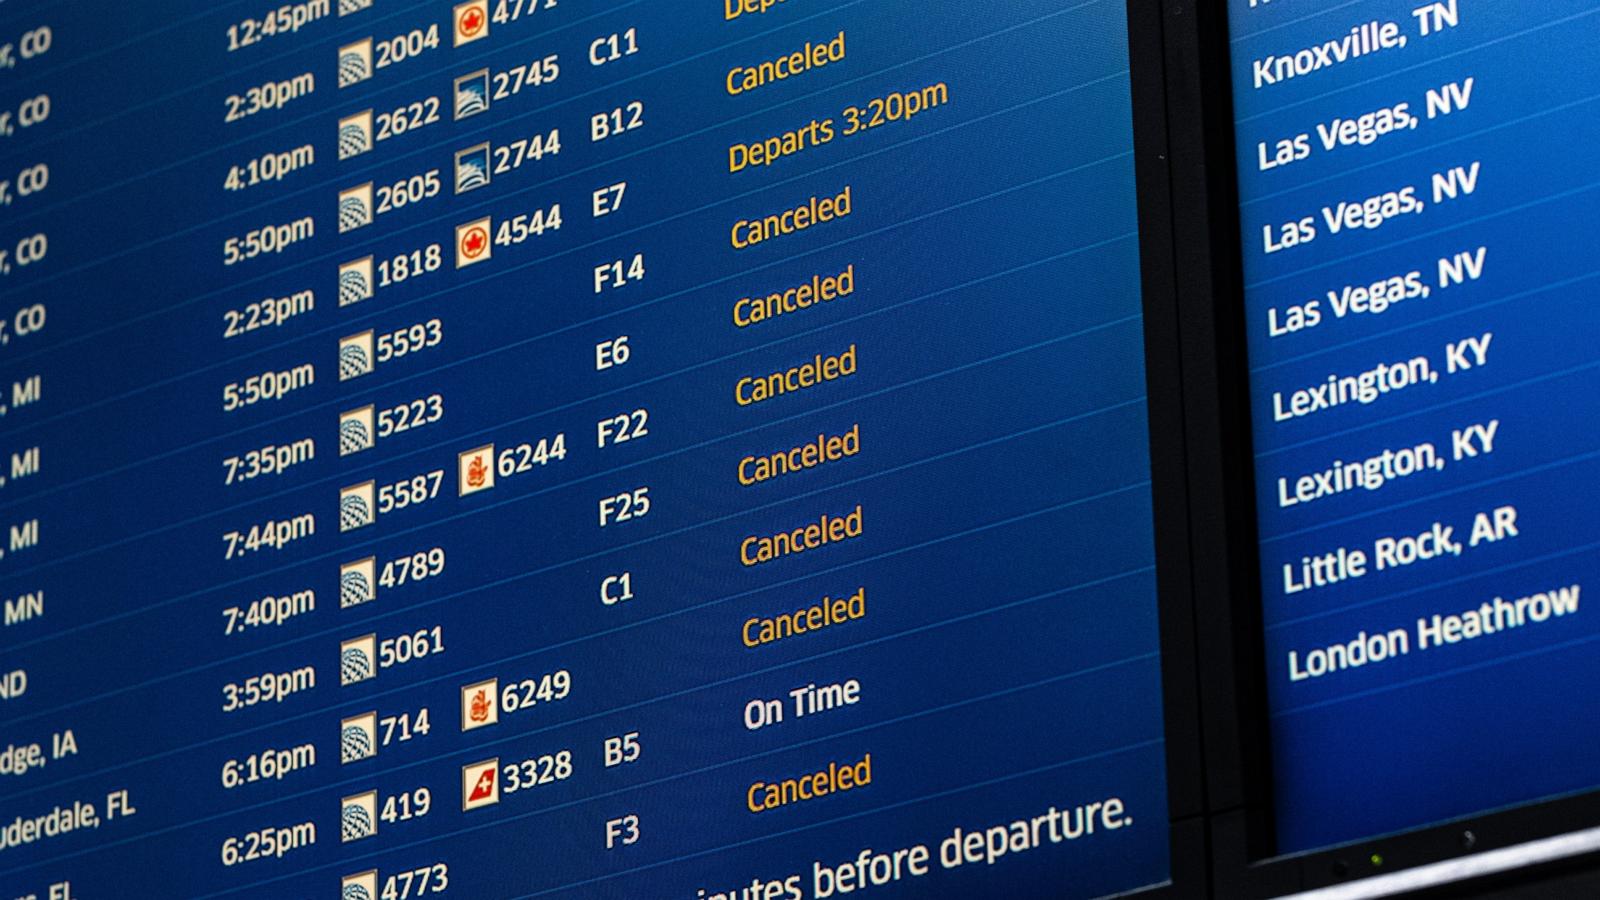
[0,2,1170,898]
[1230,0,1600,854]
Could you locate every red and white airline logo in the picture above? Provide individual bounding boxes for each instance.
[454,1,489,46]
[456,217,492,268]
[462,758,500,811]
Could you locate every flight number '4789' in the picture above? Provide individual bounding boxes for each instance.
[381,546,446,589]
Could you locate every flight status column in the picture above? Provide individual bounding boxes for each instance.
[0,2,1169,898]
[1230,0,1600,852]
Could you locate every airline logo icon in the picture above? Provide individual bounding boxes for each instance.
[453,69,490,120]
[339,183,374,233]
[339,330,376,381]
[454,142,491,194]
[338,110,374,159]
[340,481,376,532]
[340,712,378,764]
[458,444,495,496]
[340,406,376,457]
[462,758,500,811]
[339,256,374,307]
[341,557,378,608]
[461,678,499,731]
[341,790,378,842]
[340,634,377,686]
[338,0,373,16]
[454,1,490,46]
[338,38,373,88]
[342,870,379,900]
[455,217,492,268]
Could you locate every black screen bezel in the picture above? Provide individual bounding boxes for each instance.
[1109,0,1211,895]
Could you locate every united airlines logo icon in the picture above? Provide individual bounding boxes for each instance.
[456,216,492,268]
[339,257,374,307]
[338,110,374,159]
[454,142,491,194]
[458,444,495,496]
[340,634,378,686]
[340,405,376,456]
[339,330,375,381]
[340,712,378,764]
[338,183,374,233]
[342,870,379,900]
[340,481,376,532]
[341,557,377,608]
[453,69,490,120]
[454,0,490,47]
[341,790,378,842]
[461,678,499,731]
[462,758,500,811]
[337,0,373,16]
[338,38,373,88]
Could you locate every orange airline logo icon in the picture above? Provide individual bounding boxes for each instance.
[469,687,492,723]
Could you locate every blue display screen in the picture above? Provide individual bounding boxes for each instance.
[0,2,1170,897]
[1229,0,1600,854]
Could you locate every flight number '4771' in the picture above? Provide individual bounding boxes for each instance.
[494,0,557,24]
